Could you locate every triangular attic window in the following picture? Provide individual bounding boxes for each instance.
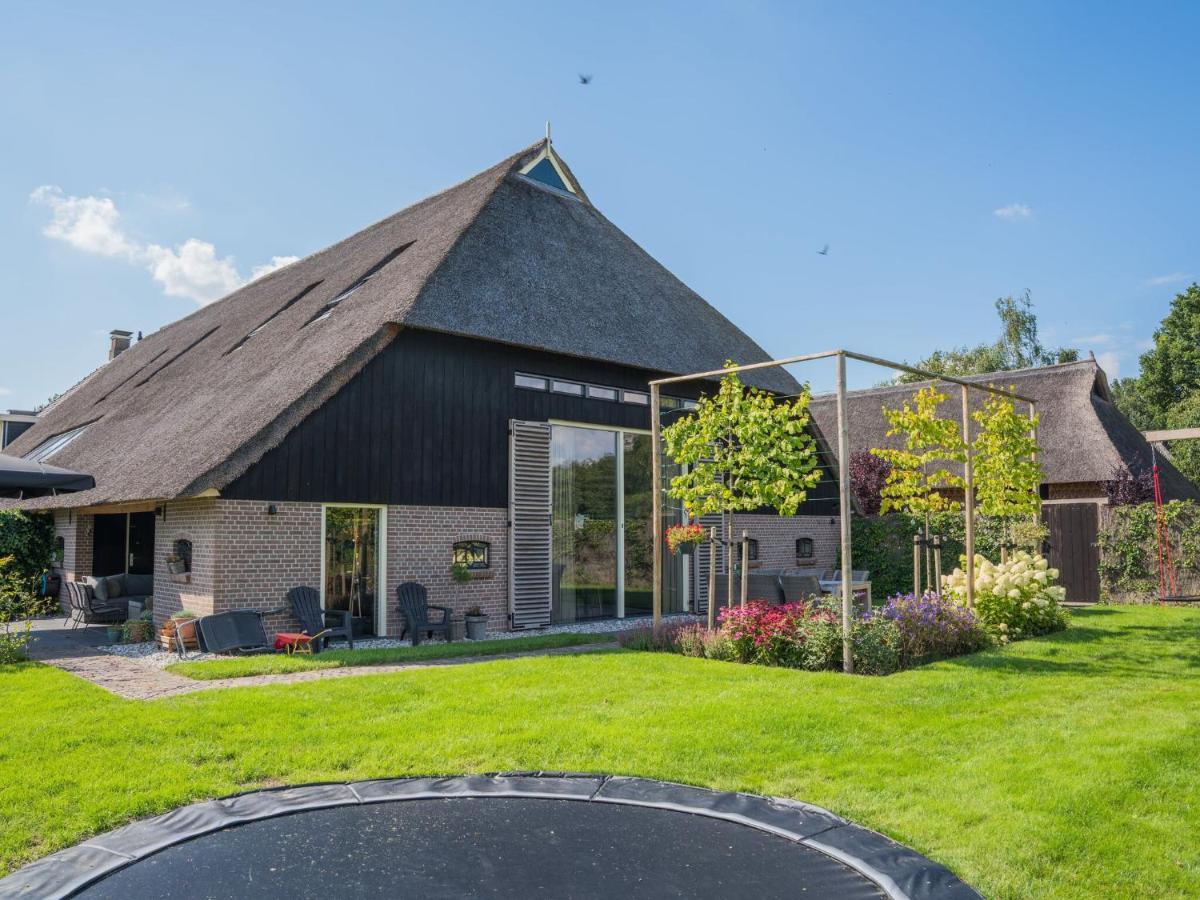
[523,157,572,193]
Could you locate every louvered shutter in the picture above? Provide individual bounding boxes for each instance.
[693,513,723,614]
[509,420,552,629]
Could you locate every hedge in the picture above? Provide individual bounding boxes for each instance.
[0,510,56,617]
[1097,500,1200,603]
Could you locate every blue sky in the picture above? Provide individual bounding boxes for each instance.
[2,1,1196,407]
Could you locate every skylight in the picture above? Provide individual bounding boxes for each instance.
[134,327,220,388]
[24,423,91,463]
[227,282,322,354]
[306,243,414,326]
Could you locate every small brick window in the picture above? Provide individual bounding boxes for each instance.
[453,540,490,570]
[796,537,814,560]
[736,538,759,561]
[170,539,193,574]
[54,536,64,566]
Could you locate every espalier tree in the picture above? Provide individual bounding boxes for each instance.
[971,391,1042,553]
[871,386,966,591]
[662,364,821,610]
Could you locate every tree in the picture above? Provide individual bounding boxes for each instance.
[897,292,1078,383]
[849,450,890,516]
[971,392,1042,536]
[870,387,965,591]
[662,365,821,607]
[1111,283,1200,484]
[1104,462,1155,507]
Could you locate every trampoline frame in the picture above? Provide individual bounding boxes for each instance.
[0,773,980,900]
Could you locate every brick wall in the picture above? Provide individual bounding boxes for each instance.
[385,506,509,636]
[152,499,220,627]
[52,509,92,614]
[724,513,841,575]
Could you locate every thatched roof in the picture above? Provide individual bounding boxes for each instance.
[809,358,1200,501]
[4,141,796,509]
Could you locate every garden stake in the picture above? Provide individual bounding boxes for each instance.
[740,529,749,608]
[912,533,921,598]
[932,535,943,596]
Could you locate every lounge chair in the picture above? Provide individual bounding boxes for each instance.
[65,580,126,630]
[396,582,452,645]
[194,610,274,656]
[287,586,354,652]
[779,572,823,604]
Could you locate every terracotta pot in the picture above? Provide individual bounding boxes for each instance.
[158,617,199,652]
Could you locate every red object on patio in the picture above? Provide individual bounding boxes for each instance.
[274,632,313,653]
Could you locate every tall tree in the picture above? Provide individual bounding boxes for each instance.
[1111,283,1200,484]
[897,291,1078,383]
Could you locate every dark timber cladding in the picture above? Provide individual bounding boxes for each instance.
[223,327,840,511]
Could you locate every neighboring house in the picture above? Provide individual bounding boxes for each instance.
[2,139,841,636]
[809,358,1200,602]
[1,410,37,449]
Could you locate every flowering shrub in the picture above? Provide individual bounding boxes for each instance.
[943,551,1069,642]
[871,592,989,667]
[617,623,687,652]
[666,523,707,554]
[675,623,736,661]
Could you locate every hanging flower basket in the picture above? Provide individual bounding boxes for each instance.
[666,523,707,555]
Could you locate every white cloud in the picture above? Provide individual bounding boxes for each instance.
[993,202,1032,220]
[0,387,12,397]
[30,186,296,305]
[1145,272,1191,286]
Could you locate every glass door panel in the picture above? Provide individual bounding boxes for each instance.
[324,507,380,636]
[551,427,618,623]
[622,433,654,616]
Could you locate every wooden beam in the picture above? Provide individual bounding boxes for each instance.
[651,383,663,630]
[962,385,975,610]
[836,351,854,674]
[1143,428,1200,443]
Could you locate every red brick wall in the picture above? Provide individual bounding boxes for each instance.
[153,498,220,626]
[52,510,92,614]
[724,514,841,575]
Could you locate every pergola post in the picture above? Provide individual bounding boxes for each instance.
[740,529,749,607]
[1029,403,1040,527]
[707,527,717,630]
[836,351,854,674]
[651,383,662,630]
[961,385,975,610]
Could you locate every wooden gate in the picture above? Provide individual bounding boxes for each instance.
[1040,502,1100,603]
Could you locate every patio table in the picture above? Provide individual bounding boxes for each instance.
[818,579,873,611]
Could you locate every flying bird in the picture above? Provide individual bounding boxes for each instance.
[579,73,592,85]
[817,244,829,256]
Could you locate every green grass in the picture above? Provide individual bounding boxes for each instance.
[2,606,1199,897]
[164,633,615,680]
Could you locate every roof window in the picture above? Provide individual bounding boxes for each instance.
[227,282,322,354]
[24,423,92,463]
[306,243,413,326]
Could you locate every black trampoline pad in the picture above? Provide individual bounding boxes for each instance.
[77,798,883,899]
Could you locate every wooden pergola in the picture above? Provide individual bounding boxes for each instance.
[648,349,1038,673]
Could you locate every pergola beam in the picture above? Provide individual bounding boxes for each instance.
[1143,428,1200,443]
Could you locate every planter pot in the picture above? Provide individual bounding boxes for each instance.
[677,542,697,556]
[159,618,199,652]
[465,615,488,641]
[105,627,123,644]
[125,621,152,643]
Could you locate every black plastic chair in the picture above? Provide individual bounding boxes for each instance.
[287,586,354,652]
[396,582,452,645]
[195,610,273,656]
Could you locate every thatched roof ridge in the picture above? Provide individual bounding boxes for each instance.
[4,140,794,509]
[808,358,1200,501]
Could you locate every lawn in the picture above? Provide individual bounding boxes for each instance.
[165,632,615,680]
[2,606,1199,898]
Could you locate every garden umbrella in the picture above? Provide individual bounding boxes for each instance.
[0,453,95,498]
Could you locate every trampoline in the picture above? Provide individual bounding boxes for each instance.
[0,774,980,899]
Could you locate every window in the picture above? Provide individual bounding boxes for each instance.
[551,380,584,396]
[24,423,91,462]
[586,385,617,401]
[515,373,548,391]
[622,390,649,406]
[307,243,413,326]
[171,539,193,573]
[796,537,814,560]
[134,327,220,388]
[227,282,322,354]
[736,538,759,561]
[520,156,576,196]
[453,540,490,570]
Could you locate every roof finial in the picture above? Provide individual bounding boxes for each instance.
[545,120,552,145]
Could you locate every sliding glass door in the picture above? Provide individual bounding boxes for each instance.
[323,506,382,637]
[550,424,681,622]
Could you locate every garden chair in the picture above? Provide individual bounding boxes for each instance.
[779,572,823,604]
[195,610,274,656]
[746,572,784,605]
[65,580,126,630]
[396,582,452,645]
[287,586,354,653]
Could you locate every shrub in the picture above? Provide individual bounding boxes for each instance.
[872,592,990,667]
[849,617,902,676]
[719,601,837,668]
[944,551,1069,642]
[0,511,56,618]
[617,623,686,653]
[0,612,31,664]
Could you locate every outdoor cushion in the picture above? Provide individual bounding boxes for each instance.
[84,575,109,601]
[125,574,153,597]
[106,574,126,598]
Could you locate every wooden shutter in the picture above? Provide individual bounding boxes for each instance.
[693,513,723,614]
[509,421,552,628]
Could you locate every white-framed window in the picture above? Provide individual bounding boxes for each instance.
[621,390,649,406]
[586,385,617,401]
[551,380,584,396]
[515,373,548,391]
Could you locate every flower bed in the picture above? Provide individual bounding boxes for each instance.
[868,592,990,667]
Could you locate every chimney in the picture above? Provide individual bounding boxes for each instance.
[108,330,133,361]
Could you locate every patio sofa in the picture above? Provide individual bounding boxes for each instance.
[83,573,154,619]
